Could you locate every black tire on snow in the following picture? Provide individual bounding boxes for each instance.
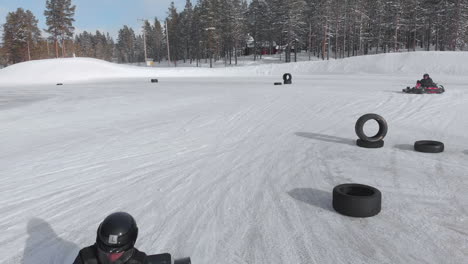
[414,140,444,153]
[355,113,388,142]
[356,139,384,148]
[274,82,282,85]
[283,73,292,84]
[174,258,192,264]
[151,79,158,83]
[57,83,63,86]
[332,183,382,218]
[147,253,171,264]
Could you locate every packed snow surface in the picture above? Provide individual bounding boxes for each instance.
[0,52,467,264]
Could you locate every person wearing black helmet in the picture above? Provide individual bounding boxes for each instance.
[417,73,436,88]
[73,212,149,264]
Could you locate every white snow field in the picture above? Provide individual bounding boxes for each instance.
[0,52,467,264]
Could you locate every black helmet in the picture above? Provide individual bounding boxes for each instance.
[423,73,429,78]
[96,212,138,253]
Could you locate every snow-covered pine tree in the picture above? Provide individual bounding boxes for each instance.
[2,8,41,63]
[265,0,287,60]
[401,0,423,51]
[445,0,468,50]
[284,0,307,62]
[197,0,222,67]
[248,0,270,61]
[231,0,248,65]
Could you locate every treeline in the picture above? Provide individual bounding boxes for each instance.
[1,0,468,67]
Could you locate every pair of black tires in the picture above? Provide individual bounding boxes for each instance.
[274,73,292,85]
[355,114,444,153]
[355,114,387,148]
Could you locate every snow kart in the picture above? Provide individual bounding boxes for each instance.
[402,84,445,94]
[148,253,191,264]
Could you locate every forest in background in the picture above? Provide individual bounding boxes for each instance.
[1,0,468,67]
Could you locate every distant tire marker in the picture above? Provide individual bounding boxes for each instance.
[283,73,292,84]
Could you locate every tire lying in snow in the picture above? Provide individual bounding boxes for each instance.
[147,253,191,264]
[356,139,384,148]
[283,73,292,84]
[174,258,191,264]
[414,140,444,153]
[333,183,382,218]
[355,113,388,142]
[274,82,282,85]
[151,79,158,83]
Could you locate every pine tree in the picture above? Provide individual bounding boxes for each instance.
[117,26,137,63]
[142,20,153,61]
[44,0,76,58]
[180,0,194,63]
[167,2,181,66]
[191,5,203,66]
[105,33,115,61]
[2,8,42,64]
[153,18,165,63]
[0,45,6,66]
[248,0,270,61]
[284,0,307,62]
[230,0,248,65]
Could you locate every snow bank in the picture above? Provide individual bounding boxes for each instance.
[269,51,468,75]
[0,51,467,85]
[0,58,159,85]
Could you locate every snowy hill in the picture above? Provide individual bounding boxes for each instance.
[0,52,467,264]
[1,51,468,86]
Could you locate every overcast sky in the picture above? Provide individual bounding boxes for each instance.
[0,0,186,37]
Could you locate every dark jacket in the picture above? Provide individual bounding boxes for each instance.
[73,245,149,264]
[419,77,436,87]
